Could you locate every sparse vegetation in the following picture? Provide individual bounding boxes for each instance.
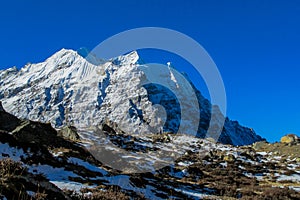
[0,158,30,200]
[1,109,300,199]
[67,187,132,200]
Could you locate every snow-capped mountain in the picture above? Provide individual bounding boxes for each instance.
[0,49,263,145]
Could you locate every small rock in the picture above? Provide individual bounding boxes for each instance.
[206,137,216,143]
[253,141,268,150]
[224,154,235,162]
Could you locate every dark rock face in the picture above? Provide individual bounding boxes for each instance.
[0,102,21,132]
[0,101,4,111]
[12,121,58,145]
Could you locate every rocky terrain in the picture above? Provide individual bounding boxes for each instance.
[1,104,300,199]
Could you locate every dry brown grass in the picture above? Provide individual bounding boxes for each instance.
[0,158,25,183]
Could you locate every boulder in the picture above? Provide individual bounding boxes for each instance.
[12,120,57,144]
[252,141,268,150]
[280,134,299,145]
[58,126,80,142]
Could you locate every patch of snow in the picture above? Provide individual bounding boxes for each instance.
[244,172,264,181]
[277,174,300,183]
[0,195,7,200]
[26,191,36,197]
[104,175,161,199]
[28,164,79,181]
[254,174,264,181]
[287,164,299,170]
[289,186,300,192]
[50,181,92,192]
[257,151,268,156]
[273,156,282,160]
[50,151,63,157]
[0,142,27,161]
[177,161,193,167]
[237,156,258,165]
[219,162,228,168]
[67,157,107,175]
[174,188,209,199]
[239,165,245,170]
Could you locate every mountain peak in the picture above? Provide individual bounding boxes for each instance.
[0,48,263,146]
[111,50,139,66]
[46,48,80,63]
[56,48,78,55]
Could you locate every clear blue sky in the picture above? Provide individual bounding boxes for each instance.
[0,0,299,142]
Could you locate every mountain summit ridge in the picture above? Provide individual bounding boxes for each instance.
[0,48,263,145]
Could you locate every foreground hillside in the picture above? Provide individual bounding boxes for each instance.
[0,105,299,199]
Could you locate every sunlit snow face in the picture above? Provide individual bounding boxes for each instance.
[83,27,227,173]
[0,27,226,173]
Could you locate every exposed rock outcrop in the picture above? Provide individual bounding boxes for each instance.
[58,126,80,142]
[281,134,299,145]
